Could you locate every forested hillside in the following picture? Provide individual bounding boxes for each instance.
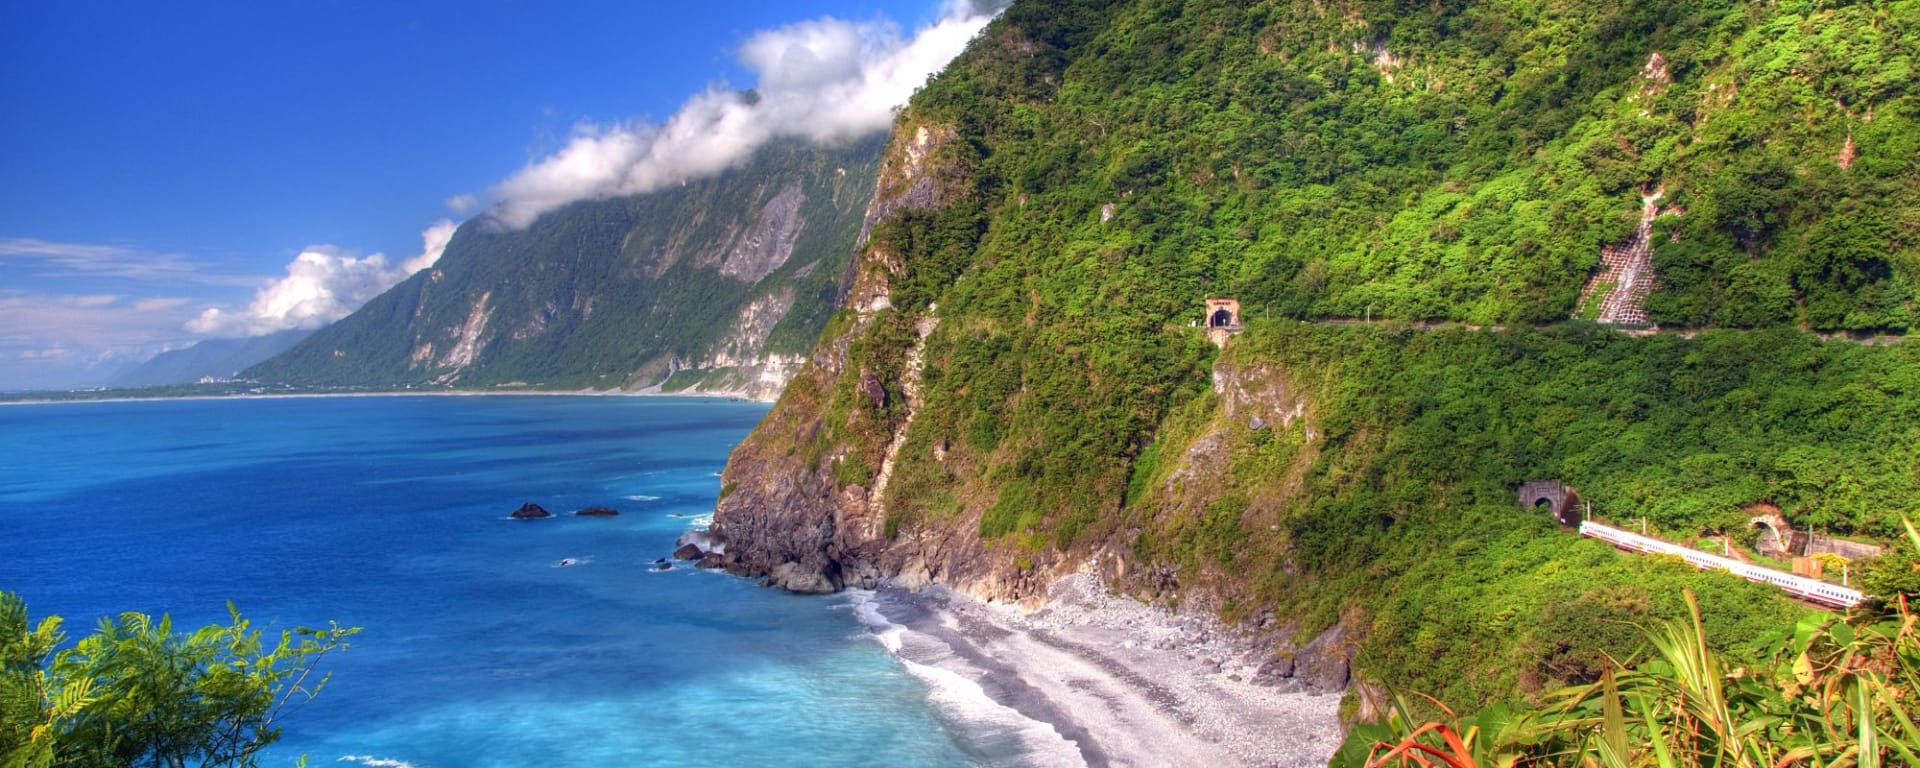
[248,137,884,395]
[711,0,1920,718]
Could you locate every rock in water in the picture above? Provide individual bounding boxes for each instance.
[675,529,726,555]
[769,562,838,594]
[673,543,703,561]
[510,503,552,519]
[575,505,619,517]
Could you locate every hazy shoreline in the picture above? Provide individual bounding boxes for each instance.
[0,388,774,407]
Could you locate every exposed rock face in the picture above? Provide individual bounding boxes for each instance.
[711,115,982,598]
[769,562,838,594]
[438,292,493,371]
[1252,622,1356,694]
[1577,188,1668,326]
[510,503,552,519]
[709,13,1129,607]
[718,183,808,282]
[574,505,619,517]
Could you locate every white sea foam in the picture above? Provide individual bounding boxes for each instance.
[668,512,716,527]
[338,756,419,768]
[844,591,1086,768]
[624,494,661,501]
[552,556,591,568]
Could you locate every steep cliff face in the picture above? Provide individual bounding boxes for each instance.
[247,137,884,397]
[712,113,1024,595]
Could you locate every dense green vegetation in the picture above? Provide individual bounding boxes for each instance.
[1129,323,1918,707]
[906,0,1916,332]
[764,0,1920,715]
[1,593,354,768]
[248,136,883,390]
[846,0,1919,563]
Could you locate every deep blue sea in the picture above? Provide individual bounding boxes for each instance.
[0,396,988,767]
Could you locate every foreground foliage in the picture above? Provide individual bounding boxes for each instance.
[0,593,356,768]
[1348,521,1920,768]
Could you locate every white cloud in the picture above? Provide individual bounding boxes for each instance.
[188,219,457,337]
[0,292,201,388]
[0,238,249,284]
[446,194,480,215]
[133,297,192,312]
[17,347,74,360]
[486,3,997,229]
[402,219,458,274]
[68,294,121,308]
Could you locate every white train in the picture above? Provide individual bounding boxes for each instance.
[1579,520,1864,609]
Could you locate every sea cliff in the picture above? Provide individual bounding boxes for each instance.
[712,0,1920,721]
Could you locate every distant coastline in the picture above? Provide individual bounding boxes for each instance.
[0,387,773,407]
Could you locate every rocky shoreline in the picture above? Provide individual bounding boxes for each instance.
[859,573,1344,768]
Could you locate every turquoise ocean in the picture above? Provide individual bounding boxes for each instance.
[0,396,1016,767]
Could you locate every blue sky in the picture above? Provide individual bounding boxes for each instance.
[0,0,987,390]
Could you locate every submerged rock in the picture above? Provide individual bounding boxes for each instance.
[575,505,619,517]
[510,503,552,519]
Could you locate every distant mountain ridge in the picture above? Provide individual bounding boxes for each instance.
[113,329,313,388]
[246,136,885,398]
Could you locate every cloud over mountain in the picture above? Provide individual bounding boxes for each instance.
[189,220,456,337]
[486,3,997,229]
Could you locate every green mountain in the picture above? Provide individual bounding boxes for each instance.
[710,0,1919,719]
[247,136,885,397]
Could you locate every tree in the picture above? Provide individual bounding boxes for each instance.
[0,592,356,768]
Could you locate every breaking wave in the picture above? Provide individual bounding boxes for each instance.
[844,592,1085,768]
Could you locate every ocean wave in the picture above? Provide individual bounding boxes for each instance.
[624,494,661,501]
[338,756,419,768]
[552,556,592,568]
[844,592,1085,768]
[667,512,715,527]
